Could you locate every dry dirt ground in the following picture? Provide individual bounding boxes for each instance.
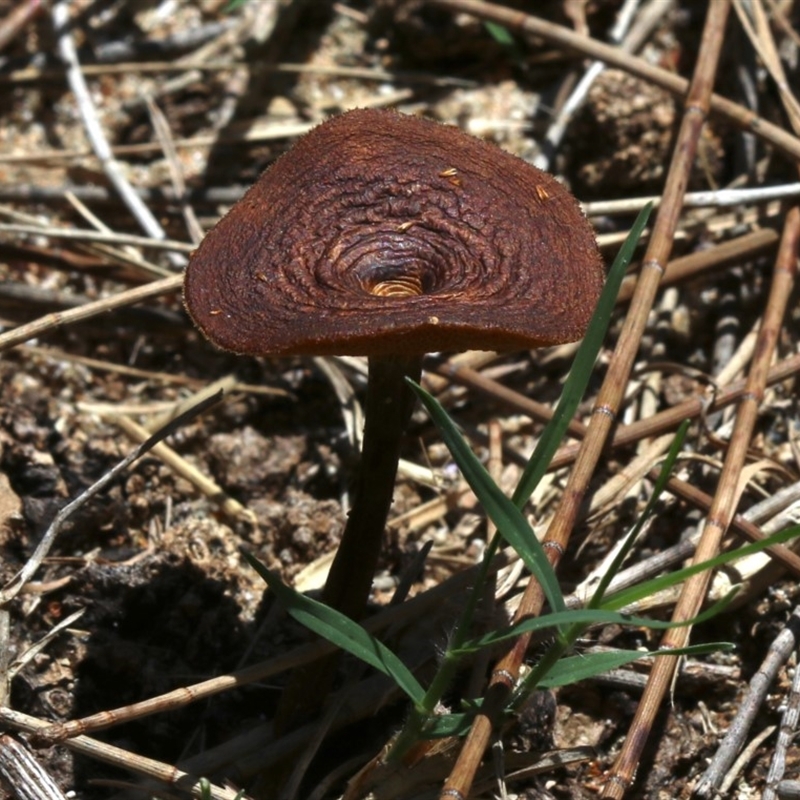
[1,1,800,799]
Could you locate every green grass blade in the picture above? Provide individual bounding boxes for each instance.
[537,641,733,688]
[408,209,652,626]
[451,590,737,655]
[241,550,426,707]
[511,203,653,508]
[420,711,476,739]
[484,21,514,46]
[601,524,800,611]
[409,381,565,614]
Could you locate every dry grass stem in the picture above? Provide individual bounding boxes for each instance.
[0,708,241,800]
[605,205,800,796]
[51,2,180,261]
[0,59,476,87]
[0,275,182,352]
[437,3,733,797]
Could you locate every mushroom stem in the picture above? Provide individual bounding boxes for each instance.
[273,354,421,737]
[321,353,422,620]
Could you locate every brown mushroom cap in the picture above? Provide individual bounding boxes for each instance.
[184,108,605,357]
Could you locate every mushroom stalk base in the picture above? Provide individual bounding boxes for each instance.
[321,353,421,619]
[273,354,421,738]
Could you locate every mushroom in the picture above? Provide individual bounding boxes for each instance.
[184,108,604,623]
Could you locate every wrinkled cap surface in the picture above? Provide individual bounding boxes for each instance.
[184,108,605,357]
